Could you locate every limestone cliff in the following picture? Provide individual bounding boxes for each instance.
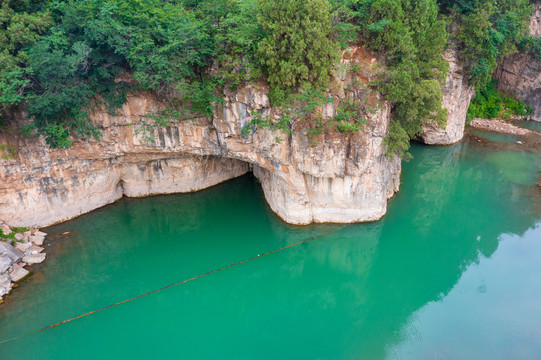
[420,49,475,145]
[495,3,541,122]
[0,47,400,227]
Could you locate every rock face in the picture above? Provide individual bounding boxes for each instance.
[0,47,400,227]
[421,49,475,145]
[530,3,541,37]
[495,3,541,122]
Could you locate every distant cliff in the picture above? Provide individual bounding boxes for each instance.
[495,3,541,122]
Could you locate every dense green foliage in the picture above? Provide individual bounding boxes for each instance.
[440,0,533,90]
[467,80,530,121]
[26,0,215,147]
[355,0,450,157]
[519,34,541,60]
[0,0,51,123]
[0,0,536,156]
[257,0,339,104]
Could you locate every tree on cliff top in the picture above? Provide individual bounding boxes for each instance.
[26,0,212,147]
[0,0,51,125]
[257,0,340,104]
[359,0,449,158]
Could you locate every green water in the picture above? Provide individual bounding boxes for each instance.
[515,120,541,133]
[1,142,541,359]
[471,128,521,143]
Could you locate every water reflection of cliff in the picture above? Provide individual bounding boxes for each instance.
[32,144,541,359]
[210,142,541,359]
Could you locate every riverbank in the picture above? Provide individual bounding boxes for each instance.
[470,118,540,136]
[0,221,47,302]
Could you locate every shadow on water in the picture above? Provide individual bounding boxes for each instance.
[0,139,540,359]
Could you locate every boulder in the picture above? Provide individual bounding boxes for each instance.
[25,245,44,255]
[34,231,47,237]
[0,241,24,262]
[15,241,32,252]
[14,233,24,241]
[23,253,46,264]
[9,264,29,282]
[0,272,10,284]
[23,231,32,241]
[0,255,12,273]
[30,235,45,246]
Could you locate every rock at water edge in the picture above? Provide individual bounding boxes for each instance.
[0,242,24,262]
[23,253,46,264]
[9,264,30,282]
[29,235,45,246]
[0,255,13,273]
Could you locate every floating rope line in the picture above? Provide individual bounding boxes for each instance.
[0,225,347,345]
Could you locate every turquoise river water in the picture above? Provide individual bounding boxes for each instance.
[1,140,541,359]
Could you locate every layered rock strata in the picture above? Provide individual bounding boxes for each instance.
[0,47,401,227]
[420,49,475,145]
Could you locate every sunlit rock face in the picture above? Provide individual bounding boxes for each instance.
[420,49,475,145]
[0,47,400,227]
[495,3,541,122]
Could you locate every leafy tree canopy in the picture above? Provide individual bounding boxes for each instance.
[257,0,340,104]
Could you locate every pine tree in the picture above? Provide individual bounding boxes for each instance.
[257,0,340,103]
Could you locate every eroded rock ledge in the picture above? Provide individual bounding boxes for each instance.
[0,48,401,227]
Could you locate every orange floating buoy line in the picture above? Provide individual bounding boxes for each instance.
[0,225,348,345]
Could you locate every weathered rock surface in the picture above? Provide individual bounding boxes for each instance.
[0,242,23,263]
[0,47,401,226]
[29,235,45,246]
[0,255,11,274]
[495,3,541,122]
[15,241,32,252]
[0,272,10,287]
[9,264,29,282]
[23,253,46,264]
[530,3,541,37]
[421,49,475,145]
